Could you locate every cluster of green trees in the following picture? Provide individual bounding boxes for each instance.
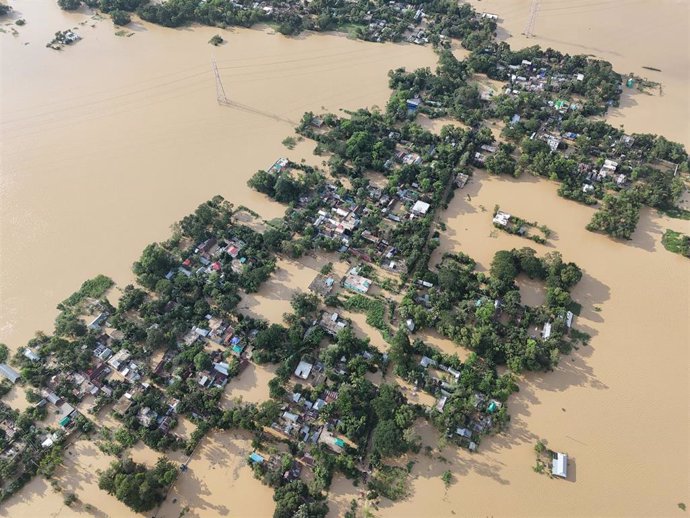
[248,163,321,204]
[98,457,177,512]
[56,0,496,46]
[0,401,68,503]
[661,229,690,258]
[272,480,328,518]
[111,9,131,25]
[398,247,583,373]
[586,190,641,240]
[58,0,146,15]
[251,308,323,368]
[485,143,517,176]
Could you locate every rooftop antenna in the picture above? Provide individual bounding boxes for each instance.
[523,0,539,38]
[212,58,230,106]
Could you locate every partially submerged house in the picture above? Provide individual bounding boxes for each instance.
[23,349,40,362]
[0,364,20,384]
[411,200,431,216]
[493,210,511,227]
[343,270,372,294]
[308,274,336,297]
[552,452,568,478]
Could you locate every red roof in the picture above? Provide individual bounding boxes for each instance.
[182,258,192,267]
[211,262,221,271]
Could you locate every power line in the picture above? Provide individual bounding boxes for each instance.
[523,0,540,38]
[212,58,230,106]
[212,58,296,125]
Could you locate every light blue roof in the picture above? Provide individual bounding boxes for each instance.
[249,452,264,464]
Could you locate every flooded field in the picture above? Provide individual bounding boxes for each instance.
[0,0,437,352]
[0,439,139,518]
[1,0,688,517]
[156,430,276,518]
[238,254,339,324]
[222,362,277,406]
[364,171,689,517]
[466,0,690,148]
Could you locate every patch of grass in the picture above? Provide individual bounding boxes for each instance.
[208,34,223,46]
[282,136,297,149]
[343,294,391,340]
[661,229,690,258]
[660,206,690,220]
[441,470,453,488]
[368,465,409,501]
[59,274,114,308]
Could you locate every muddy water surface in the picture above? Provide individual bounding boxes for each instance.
[1,1,689,516]
[467,0,690,148]
[0,0,437,352]
[367,171,689,517]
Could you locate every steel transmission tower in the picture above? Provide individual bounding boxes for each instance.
[523,0,539,38]
[212,58,230,106]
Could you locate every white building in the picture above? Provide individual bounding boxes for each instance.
[493,211,511,227]
[542,322,553,339]
[0,364,20,384]
[411,200,430,216]
[294,360,313,380]
[552,452,568,478]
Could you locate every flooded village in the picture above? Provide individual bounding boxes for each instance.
[1,0,689,517]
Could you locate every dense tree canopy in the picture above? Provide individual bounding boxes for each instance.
[98,458,177,512]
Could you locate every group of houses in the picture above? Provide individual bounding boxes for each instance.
[168,236,249,280]
[257,350,378,466]
[165,316,250,392]
[308,179,430,272]
[418,355,503,451]
[503,58,586,109]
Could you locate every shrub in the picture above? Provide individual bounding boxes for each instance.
[208,34,223,46]
[111,9,131,26]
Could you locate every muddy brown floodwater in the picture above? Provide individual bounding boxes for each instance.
[466,0,690,149]
[355,169,689,517]
[0,0,437,352]
[1,0,689,517]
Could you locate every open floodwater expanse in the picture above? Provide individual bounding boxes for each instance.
[1,0,688,516]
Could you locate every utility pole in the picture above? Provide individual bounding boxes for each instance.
[210,60,295,124]
[212,58,230,106]
[523,0,539,38]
